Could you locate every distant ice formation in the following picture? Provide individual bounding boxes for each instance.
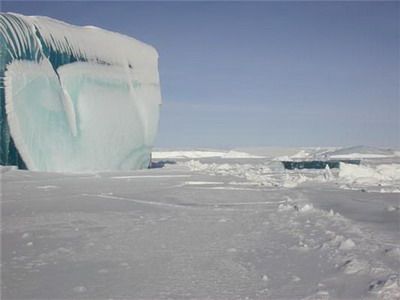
[0,13,161,172]
[152,150,264,159]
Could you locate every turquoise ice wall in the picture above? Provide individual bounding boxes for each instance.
[0,14,33,167]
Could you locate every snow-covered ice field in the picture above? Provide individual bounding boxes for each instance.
[1,147,400,299]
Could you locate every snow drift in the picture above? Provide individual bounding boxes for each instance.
[0,13,161,172]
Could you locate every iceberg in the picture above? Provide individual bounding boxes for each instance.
[0,13,161,172]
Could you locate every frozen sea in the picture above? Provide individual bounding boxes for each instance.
[1,147,400,299]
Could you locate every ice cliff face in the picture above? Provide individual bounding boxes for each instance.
[0,13,161,172]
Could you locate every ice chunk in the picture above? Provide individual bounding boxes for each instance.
[338,238,356,250]
[339,163,400,184]
[0,13,161,172]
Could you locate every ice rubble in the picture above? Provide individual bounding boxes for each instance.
[338,163,400,192]
[0,13,161,172]
[171,149,400,192]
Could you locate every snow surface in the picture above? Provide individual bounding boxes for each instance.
[1,147,400,299]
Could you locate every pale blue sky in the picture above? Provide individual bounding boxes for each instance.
[2,1,399,148]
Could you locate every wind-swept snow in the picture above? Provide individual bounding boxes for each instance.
[1,147,400,299]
